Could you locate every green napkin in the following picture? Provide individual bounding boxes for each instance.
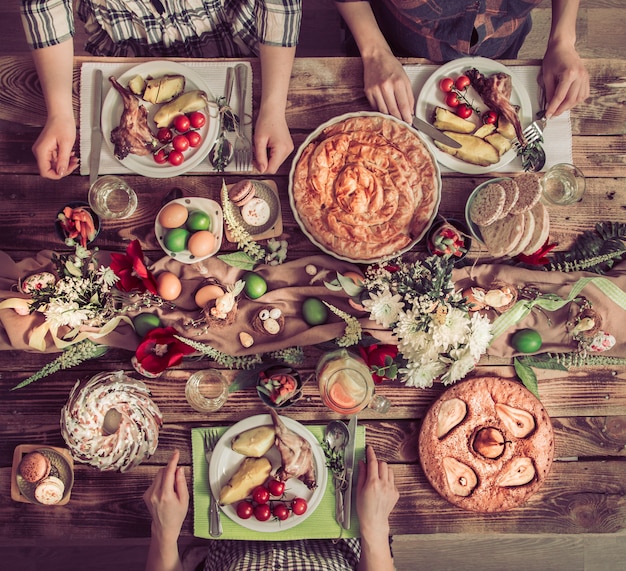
[192,424,365,541]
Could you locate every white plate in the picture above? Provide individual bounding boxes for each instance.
[209,414,328,532]
[101,61,219,178]
[288,111,441,264]
[154,197,223,264]
[464,176,513,244]
[415,57,533,174]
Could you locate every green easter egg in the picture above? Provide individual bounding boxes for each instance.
[302,297,328,326]
[133,313,161,337]
[187,210,211,232]
[164,227,190,252]
[243,271,268,299]
[511,328,543,353]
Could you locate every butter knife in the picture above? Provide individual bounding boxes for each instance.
[411,115,462,149]
[89,69,103,186]
[342,415,357,529]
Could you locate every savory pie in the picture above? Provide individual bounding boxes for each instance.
[291,114,440,261]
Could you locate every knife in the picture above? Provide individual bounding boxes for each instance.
[411,115,462,149]
[89,69,103,187]
[342,415,357,529]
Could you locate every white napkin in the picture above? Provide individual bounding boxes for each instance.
[404,64,572,172]
[79,61,253,177]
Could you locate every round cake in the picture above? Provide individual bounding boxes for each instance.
[290,112,441,262]
[418,376,554,512]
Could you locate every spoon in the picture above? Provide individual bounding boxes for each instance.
[325,420,350,526]
[209,67,235,171]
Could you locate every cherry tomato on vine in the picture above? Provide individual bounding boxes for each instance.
[252,485,270,504]
[236,501,254,519]
[157,127,173,144]
[483,110,499,125]
[273,503,290,521]
[445,92,460,108]
[173,114,191,133]
[168,150,184,166]
[455,75,471,90]
[188,111,206,129]
[153,149,168,164]
[456,104,473,119]
[186,130,202,148]
[267,479,285,497]
[439,77,455,93]
[172,134,190,153]
[291,497,308,516]
[254,503,272,522]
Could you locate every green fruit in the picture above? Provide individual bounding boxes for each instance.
[243,271,268,299]
[302,297,328,326]
[164,227,190,252]
[187,210,211,232]
[133,313,161,337]
[511,328,542,353]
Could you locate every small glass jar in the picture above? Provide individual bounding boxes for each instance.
[541,163,586,205]
[88,175,138,219]
[185,369,229,413]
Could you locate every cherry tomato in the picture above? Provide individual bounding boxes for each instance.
[291,497,308,516]
[455,75,471,90]
[252,485,270,504]
[267,479,285,497]
[153,149,168,164]
[236,501,254,519]
[173,114,191,133]
[188,111,206,129]
[254,503,272,522]
[171,134,190,153]
[157,127,173,144]
[168,150,184,166]
[439,77,454,93]
[272,503,290,521]
[456,104,473,119]
[483,110,498,125]
[445,92,460,108]
[186,130,202,148]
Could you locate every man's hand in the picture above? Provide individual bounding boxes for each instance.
[542,43,589,118]
[32,115,79,179]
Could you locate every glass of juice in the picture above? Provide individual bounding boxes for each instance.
[316,349,390,415]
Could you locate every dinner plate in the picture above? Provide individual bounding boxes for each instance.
[101,61,219,178]
[15,447,74,505]
[154,197,223,264]
[209,414,327,532]
[464,177,513,244]
[415,57,533,174]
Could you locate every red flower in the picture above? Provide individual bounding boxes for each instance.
[110,240,158,294]
[515,238,557,266]
[358,344,399,384]
[133,327,195,376]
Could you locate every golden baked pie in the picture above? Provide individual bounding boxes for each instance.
[291,113,440,261]
[419,376,554,512]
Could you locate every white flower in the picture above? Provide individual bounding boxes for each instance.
[362,289,404,328]
[467,312,493,359]
[400,359,446,388]
[441,346,476,385]
[45,301,93,328]
[430,306,470,352]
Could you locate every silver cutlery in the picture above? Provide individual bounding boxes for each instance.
[325,420,350,526]
[89,69,103,186]
[203,429,222,537]
[411,115,462,148]
[342,416,357,529]
[209,67,235,172]
[513,112,548,172]
[234,64,252,171]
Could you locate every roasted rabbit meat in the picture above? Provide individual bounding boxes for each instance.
[109,76,158,160]
[269,409,317,489]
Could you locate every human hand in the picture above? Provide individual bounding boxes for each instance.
[252,108,294,174]
[143,450,189,544]
[32,115,80,179]
[362,52,415,123]
[541,43,589,118]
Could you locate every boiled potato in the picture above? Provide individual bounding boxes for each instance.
[434,132,500,166]
[433,107,476,134]
[218,457,272,505]
[231,425,275,458]
[473,123,496,139]
[496,117,517,140]
[154,90,209,128]
[142,75,186,104]
[485,132,513,156]
[127,74,146,97]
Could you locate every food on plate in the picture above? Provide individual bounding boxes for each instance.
[231,425,276,457]
[522,202,550,255]
[472,123,496,139]
[485,132,513,156]
[229,180,256,206]
[218,456,272,505]
[140,75,186,104]
[270,409,317,489]
[291,114,440,261]
[507,210,536,257]
[158,202,189,228]
[19,451,51,483]
[498,178,520,216]
[469,183,506,226]
[508,173,542,214]
[480,213,525,258]
[34,475,65,505]
[57,205,98,247]
[433,132,500,167]
[433,107,476,134]
[153,90,210,129]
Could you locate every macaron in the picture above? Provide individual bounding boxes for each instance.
[228,180,256,207]
[18,451,51,483]
[34,475,65,505]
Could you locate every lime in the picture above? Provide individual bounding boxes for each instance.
[164,227,190,252]
[243,271,268,299]
[133,313,161,337]
[302,297,328,325]
[511,328,542,353]
[187,210,211,232]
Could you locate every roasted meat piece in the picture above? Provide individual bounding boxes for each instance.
[269,409,317,489]
[466,68,526,146]
[109,76,158,160]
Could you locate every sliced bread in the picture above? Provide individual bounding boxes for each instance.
[508,173,542,214]
[498,178,520,218]
[479,213,525,258]
[508,209,536,257]
[522,201,551,255]
[469,183,506,226]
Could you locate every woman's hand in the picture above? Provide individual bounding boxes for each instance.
[31,112,79,179]
[541,43,589,118]
[253,108,294,174]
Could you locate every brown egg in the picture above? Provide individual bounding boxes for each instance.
[157,272,182,301]
[158,203,188,229]
[188,230,216,257]
[194,284,225,308]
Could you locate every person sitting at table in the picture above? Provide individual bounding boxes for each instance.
[143,445,399,571]
[334,0,590,124]
[19,0,301,179]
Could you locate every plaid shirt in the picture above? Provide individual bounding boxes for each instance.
[201,539,361,570]
[20,0,301,57]
[337,0,542,62]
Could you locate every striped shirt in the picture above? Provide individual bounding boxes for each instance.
[20,0,302,58]
[337,0,543,62]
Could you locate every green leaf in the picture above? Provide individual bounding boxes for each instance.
[229,367,263,393]
[217,251,257,270]
[514,357,540,399]
[518,354,568,371]
[336,273,364,297]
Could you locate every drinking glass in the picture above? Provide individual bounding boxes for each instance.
[88,175,138,219]
[185,369,229,413]
[541,163,586,205]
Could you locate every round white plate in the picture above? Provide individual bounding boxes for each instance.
[464,176,513,244]
[101,61,219,178]
[288,111,441,264]
[209,414,328,532]
[154,197,223,264]
[415,57,533,174]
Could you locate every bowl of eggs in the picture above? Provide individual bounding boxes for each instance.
[155,197,223,263]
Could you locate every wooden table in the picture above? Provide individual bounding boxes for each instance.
[0,55,625,544]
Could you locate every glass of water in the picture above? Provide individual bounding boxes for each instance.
[541,163,586,205]
[88,176,138,219]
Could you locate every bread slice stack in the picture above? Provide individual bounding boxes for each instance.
[469,174,549,258]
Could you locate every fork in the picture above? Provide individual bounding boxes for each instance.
[204,430,222,537]
[234,63,252,171]
[511,112,548,152]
